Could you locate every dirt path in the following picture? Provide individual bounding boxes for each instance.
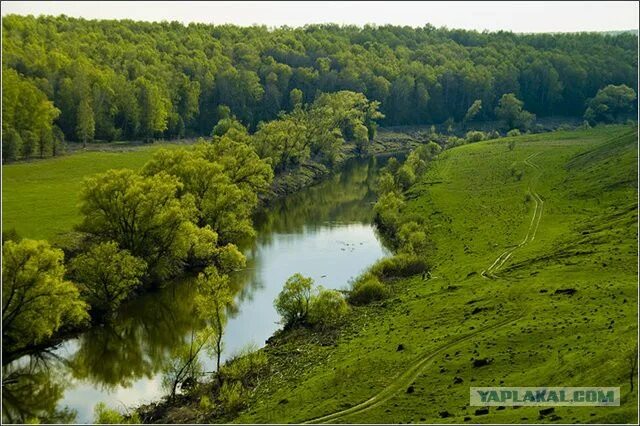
[481,152,544,279]
[303,313,522,424]
[304,151,541,424]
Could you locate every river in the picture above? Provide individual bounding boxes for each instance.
[1,156,394,424]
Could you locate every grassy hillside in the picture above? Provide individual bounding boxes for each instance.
[226,125,637,424]
[2,143,185,240]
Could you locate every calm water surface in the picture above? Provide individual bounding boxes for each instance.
[2,157,392,424]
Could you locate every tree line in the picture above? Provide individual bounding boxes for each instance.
[2,15,637,161]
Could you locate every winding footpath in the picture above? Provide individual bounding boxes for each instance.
[481,152,544,279]
[303,152,545,424]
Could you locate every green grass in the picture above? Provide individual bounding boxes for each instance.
[2,143,184,240]
[226,125,637,424]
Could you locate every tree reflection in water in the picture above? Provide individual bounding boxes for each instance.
[2,353,77,424]
[2,155,395,423]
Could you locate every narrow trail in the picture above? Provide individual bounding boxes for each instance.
[304,313,522,424]
[481,152,544,279]
[303,151,542,424]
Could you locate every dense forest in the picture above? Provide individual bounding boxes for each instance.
[2,14,638,160]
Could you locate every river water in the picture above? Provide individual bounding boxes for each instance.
[2,156,393,424]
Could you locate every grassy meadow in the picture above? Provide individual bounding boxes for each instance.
[226,125,638,424]
[2,143,186,240]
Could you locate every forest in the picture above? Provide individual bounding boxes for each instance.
[2,14,638,161]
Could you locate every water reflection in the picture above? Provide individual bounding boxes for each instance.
[2,355,77,424]
[2,156,392,424]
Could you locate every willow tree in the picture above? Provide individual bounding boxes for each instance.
[2,239,88,355]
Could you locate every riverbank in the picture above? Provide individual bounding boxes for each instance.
[1,130,417,366]
[136,125,637,424]
[2,154,396,424]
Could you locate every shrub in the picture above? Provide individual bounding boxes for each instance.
[308,287,349,328]
[94,402,140,424]
[348,274,389,305]
[506,129,521,137]
[274,273,313,327]
[487,130,500,140]
[369,254,429,279]
[374,192,405,233]
[445,136,466,148]
[218,381,245,413]
[557,123,574,131]
[398,222,429,254]
[465,130,487,143]
[396,164,416,190]
[221,344,269,387]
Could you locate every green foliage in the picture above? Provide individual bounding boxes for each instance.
[397,221,429,255]
[2,68,60,160]
[274,273,314,327]
[507,129,521,137]
[368,253,430,279]
[465,130,487,143]
[69,241,147,314]
[3,143,183,240]
[495,94,536,131]
[93,402,140,424]
[508,139,517,150]
[161,328,210,399]
[396,165,416,191]
[376,171,397,195]
[374,192,405,233]
[584,84,637,124]
[253,113,310,172]
[2,239,88,354]
[219,381,246,413]
[308,287,349,329]
[211,115,249,139]
[463,100,482,124]
[143,139,271,245]
[76,98,95,146]
[195,266,234,375]
[78,169,196,280]
[2,15,637,153]
[348,274,389,305]
[221,344,269,387]
[233,126,638,424]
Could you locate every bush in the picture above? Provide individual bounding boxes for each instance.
[274,273,313,327]
[348,274,389,305]
[445,136,466,148]
[221,344,269,387]
[465,130,487,143]
[487,130,500,140]
[374,192,405,233]
[94,402,140,424]
[308,287,349,328]
[506,129,521,137]
[398,222,429,254]
[218,381,245,413]
[369,253,429,279]
[396,164,416,190]
[556,123,574,131]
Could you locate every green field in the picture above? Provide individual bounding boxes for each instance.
[225,125,638,424]
[2,144,186,240]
